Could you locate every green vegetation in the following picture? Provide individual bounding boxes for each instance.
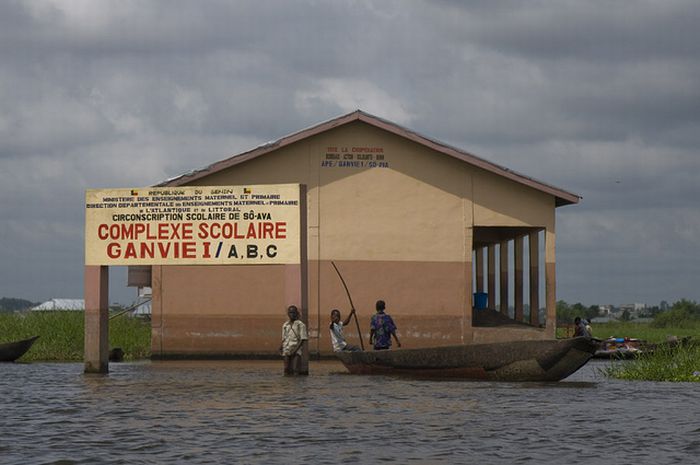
[0,311,151,361]
[651,299,700,328]
[556,300,599,324]
[556,299,700,340]
[559,320,700,382]
[603,344,700,382]
[583,321,700,342]
[557,300,700,382]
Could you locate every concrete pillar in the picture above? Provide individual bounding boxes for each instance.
[545,228,557,337]
[464,229,474,344]
[514,236,524,322]
[151,265,163,357]
[475,247,484,293]
[284,184,308,374]
[529,232,540,326]
[84,265,109,374]
[487,244,496,310]
[464,260,473,343]
[499,241,509,315]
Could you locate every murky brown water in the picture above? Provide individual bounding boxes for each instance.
[1,359,698,464]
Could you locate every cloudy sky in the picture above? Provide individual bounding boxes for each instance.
[1,0,698,307]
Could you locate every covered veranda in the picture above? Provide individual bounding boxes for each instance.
[471,226,554,335]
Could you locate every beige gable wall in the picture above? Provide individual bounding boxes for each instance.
[473,169,555,228]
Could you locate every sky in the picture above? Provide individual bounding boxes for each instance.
[1,0,698,307]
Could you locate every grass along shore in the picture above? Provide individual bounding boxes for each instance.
[0,311,150,362]
[570,321,700,382]
[602,343,700,382]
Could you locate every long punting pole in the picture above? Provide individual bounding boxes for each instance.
[331,261,365,351]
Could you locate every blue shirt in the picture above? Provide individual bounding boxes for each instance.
[370,312,397,349]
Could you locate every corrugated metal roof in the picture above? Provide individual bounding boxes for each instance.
[158,110,580,207]
[32,298,85,311]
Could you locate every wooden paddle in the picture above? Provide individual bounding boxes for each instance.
[331,261,365,351]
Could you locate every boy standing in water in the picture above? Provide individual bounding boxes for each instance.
[369,300,401,350]
[280,305,308,375]
[329,308,360,352]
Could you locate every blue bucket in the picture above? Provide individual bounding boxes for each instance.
[474,292,488,309]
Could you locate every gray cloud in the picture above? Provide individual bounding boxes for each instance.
[1,0,698,306]
[435,0,700,62]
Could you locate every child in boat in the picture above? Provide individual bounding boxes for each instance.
[369,300,402,350]
[329,308,360,352]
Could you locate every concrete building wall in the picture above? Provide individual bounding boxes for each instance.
[151,121,558,357]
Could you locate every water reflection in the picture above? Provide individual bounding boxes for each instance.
[0,359,698,464]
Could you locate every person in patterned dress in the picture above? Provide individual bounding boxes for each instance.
[369,300,401,350]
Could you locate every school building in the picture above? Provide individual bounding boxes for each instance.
[129,110,579,358]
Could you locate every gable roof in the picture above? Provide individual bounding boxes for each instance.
[159,110,580,207]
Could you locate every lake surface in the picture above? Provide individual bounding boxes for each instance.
[1,359,698,464]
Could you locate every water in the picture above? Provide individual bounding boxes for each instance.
[1,359,698,464]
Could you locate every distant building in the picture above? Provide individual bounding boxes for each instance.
[619,303,647,319]
[32,298,85,311]
[598,305,614,316]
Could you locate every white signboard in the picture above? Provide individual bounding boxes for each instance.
[85,184,301,266]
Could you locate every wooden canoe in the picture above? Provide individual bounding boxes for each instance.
[335,337,599,381]
[0,335,39,362]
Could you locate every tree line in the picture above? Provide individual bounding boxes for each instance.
[0,297,38,312]
[556,299,700,326]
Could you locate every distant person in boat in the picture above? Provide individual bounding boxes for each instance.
[584,319,593,337]
[370,300,401,350]
[329,308,361,352]
[573,317,591,337]
[279,305,308,375]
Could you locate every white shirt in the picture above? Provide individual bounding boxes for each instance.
[282,320,308,356]
[330,322,347,352]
